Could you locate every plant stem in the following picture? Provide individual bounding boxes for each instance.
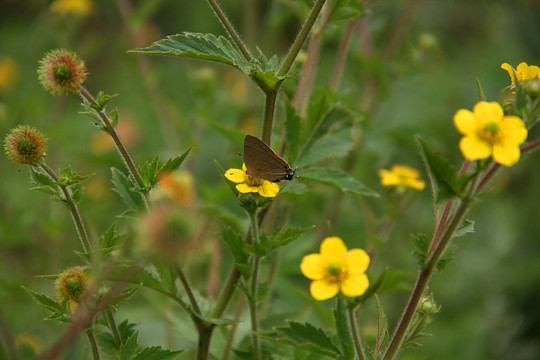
[331,20,356,91]
[221,295,245,360]
[278,0,327,77]
[79,86,149,210]
[206,0,253,62]
[261,90,278,144]
[210,267,241,319]
[85,328,101,360]
[348,306,366,360]
[104,310,121,347]
[383,201,470,360]
[248,211,262,360]
[38,162,92,253]
[175,264,202,316]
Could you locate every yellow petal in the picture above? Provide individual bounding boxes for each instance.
[501,63,516,85]
[340,274,369,298]
[453,109,478,135]
[225,168,247,183]
[258,181,279,198]
[406,178,426,190]
[459,136,492,161]
[500,116,528,145]
[346,249,370,276]
[378,169,400,186]
[320,237,347,258]
[492,144,521,166]
[236,183,259,193]
[310,280,339,301]
[300,254,327,280]
[473,102,503,126]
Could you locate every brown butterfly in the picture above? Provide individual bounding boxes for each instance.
[244,135,295,182]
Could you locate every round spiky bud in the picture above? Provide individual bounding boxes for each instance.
[38,49,87,95]
[4,125,47,164]
[55,266,87,304]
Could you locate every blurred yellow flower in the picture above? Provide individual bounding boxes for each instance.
[378,164,425,191]
[454,101,527,166]
[225,163,279,198]
[300,237,370,301]
[152,171,196,207]
[501,62,540,87]
[16,334,42,355]
[50,0,94,16]
[0,56,19,92]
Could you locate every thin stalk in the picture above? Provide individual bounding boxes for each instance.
[206,0,253,61]
[210,267,242,319]
[348,306,366,360]
[383,201,470,360]
[38,162,92,253]
[221,295,246,360]
[85,328,101,360]
[261,90,278,144]
[248,211,262,360]
[104,310,121,347]
[175,264,202,316]
[79,86,149,210]
[331,20,356,91]
[278,0,327,77]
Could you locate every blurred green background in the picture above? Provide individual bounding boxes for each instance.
[1,0,539,359]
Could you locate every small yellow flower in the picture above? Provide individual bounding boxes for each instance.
[501,62,540,87]
[0,56,19,92]
[378,165,425,191]
[300,237,370,301]
[454,101,528,166]
[50,0,94,16]
[153,171,196,206]
[225,163,279,198]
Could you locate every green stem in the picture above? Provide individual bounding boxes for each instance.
[278,0,327,77]
[248,211,262,360]
[104,310,121,347]
[197,328,213,360]
[261,90,278,144]
[221,295,245,360]
[383,201,470,360]
[206,0,253,62]
[79,86,149,210]
[38,162,92,253]
[209,267,241,319]
[348,306,366,360]
[85,328,101,360]
[175,264,202,316]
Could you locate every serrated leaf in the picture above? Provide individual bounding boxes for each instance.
[23,287,63,313]
[375,296,389,354]
[111,167,146,212]
[334,296,354,359]
[139,154,161,188]
[298,126,355,167]
[109,109,119,128]
[132,346,183,360]
[70,183,84,204]
[265,322,342,357]
[411,233,429,269]
[453,218,474,239]
[101,222,121,250]
[435,244,456,272]
[158,145,193,175]
[270,225,314,249]
[95,91,119,110]
[416,136,461,201]
[300,167,378,196]
[131,32,252,73]
[30,185,58,196]
[221,227,249,268]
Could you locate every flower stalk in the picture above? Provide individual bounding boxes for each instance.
[248,210,262,360]
[348,305,366,360]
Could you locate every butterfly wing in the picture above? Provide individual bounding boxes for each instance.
[244,135,294,182]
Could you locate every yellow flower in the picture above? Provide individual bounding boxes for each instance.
[152,171,196,207]
[0,56,19,92]
[300,237,370,301]
[225,163,279,198]
[454,101,528,166]
[50,0,94,16]
[501,62,540,86]
[378,165,425,191]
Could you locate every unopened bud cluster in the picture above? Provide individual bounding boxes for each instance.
[4,125,47,164]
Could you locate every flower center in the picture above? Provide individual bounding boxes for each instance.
[480,121,500,143]
[244,171,264,187]
[326,262,346,283]
[15,136,37,156]
[53,63,74,85]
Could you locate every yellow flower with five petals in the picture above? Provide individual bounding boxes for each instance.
[501,62,540,87]
[225,163,279,198]
[300,237,370,301]
[378,165,425,191]
[454,101,527,166]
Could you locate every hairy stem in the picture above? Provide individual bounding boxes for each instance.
[248,211,262,360]
[85,328,101,360]
[349,306,366,360]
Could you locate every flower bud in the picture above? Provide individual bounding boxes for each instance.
[38,49,87,95]
[4,125,47,164]
[524,78,540,98]
[55,266,87,305]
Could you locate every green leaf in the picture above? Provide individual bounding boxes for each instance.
[158,145,193,175]
[101,222,122,253]
[334,297,354,359]
[300,167,378,196]
[130,32,252,73]
[436,244,456,272]
[453,218,474,239]
[207,120,246,146]
[264,322,342,357]
[411,233,429,269]
[285,96,302,163]
[22,287,70,322]
[133,347,183,360]
[298,126,355,167]
[95,91,119,110]
[57,165,93,187]
[375,295,389,354]
[109,109,119,128]
[138,154,160,188]
[111,167,146,212]
[270,225,314,249]
[30,166,56,188]
[221,227,250,278]
[416,136,461,201]
[110,285,142,307]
